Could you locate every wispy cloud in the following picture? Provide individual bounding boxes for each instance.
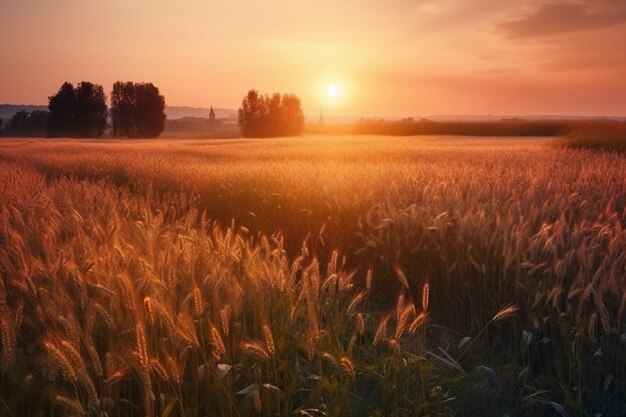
[535,25,626,71]
[496,0,626,38]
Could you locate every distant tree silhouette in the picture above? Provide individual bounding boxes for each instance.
[266,93,282,135]
[5,110,49,137]
[110,82,134,137]
[209,106,216,122]
[111,82,166,138]
[48,82,77,137]
[238,90,304,137]
[238,90,269,137]
[75,82,108,137]
[47,81,107,137]
[280,94,305,135]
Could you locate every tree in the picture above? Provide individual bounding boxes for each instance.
[238,90,304,137]
[5,110,49,137]
[111,82,166,138]
[266,93,283,135]
[47,81,107,138]
[280,94,305,135]
[238,90,269,137]
[74,82,108,137]
[47,82,77,137]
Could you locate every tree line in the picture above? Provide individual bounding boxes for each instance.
[237,90,304,137]
[0,81,166,138]
[0,86,305,138]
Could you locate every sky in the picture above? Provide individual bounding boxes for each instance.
[1,0,626,118]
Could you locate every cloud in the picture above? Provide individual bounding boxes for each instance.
[534,25,626,71]
[496,0,626,38]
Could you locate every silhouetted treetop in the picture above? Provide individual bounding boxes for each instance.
[3,110,49,137]
[238,90,304,137]
[111,82,166,138]
[47,81,107,138]
[75,82,108,137]
[238,90,268,137]
[48,82,77,137]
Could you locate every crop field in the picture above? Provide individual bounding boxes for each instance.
[0,136,625,416]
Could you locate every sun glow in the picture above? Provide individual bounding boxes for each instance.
[317,78,350,112]
[326,84,340,99]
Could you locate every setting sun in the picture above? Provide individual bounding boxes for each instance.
[0,2,625,416]
[326,84,340,99]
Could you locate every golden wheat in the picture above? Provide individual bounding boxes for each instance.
[0,136,623,416]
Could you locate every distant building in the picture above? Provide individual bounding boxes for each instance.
[209,106,216,122]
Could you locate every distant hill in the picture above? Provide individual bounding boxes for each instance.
[0,104,48,120]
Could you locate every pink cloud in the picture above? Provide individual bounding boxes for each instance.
[496,0,626,38]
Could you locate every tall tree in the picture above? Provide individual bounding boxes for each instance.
[266,93,283,135]
[47,82,107,138]
[110,82,135,138]
[238,90,304,137]
[74,82,108,137]
[280,94,305,135]
[111,82,166,138]
[47,82,77,137]
[238,90,269,137]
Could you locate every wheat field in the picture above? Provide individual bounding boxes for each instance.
[0,136,624,416]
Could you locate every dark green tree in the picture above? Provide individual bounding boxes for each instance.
[111,82,166,138]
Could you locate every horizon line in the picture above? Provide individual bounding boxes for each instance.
[1,102,626,121]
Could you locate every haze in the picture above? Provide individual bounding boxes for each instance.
[1,0,626,118]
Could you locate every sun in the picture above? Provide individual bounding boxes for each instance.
[326,84,340,99]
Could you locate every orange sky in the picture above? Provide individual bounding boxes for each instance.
[1,0,626,118]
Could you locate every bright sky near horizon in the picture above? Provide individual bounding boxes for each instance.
[1,0,626,118]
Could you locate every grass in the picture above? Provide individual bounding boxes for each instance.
[0,135,625,416]
[306,119,569,137]
[307,119,626,153]
[559,120,626,152]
